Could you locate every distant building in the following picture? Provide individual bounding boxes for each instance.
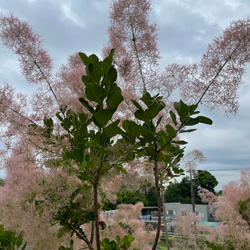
[164,202,217,222]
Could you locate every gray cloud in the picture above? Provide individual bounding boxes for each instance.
[0,0,249,189]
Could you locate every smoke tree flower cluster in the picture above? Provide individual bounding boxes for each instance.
[102,203,155,250]
[172,211,211,250]
[0,0,249,249]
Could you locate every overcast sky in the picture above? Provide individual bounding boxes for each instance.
[0,0,250,191]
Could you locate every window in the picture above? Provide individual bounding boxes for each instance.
[198,212,205,218]
[167,210,176,215]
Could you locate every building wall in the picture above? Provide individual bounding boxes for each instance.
[164,202,214,222]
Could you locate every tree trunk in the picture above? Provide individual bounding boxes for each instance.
[94,181,100,250]
[161,191,170,250]
[152,148,161,250]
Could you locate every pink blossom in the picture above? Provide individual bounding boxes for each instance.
[168,18,250,115]
[0,13,53,85]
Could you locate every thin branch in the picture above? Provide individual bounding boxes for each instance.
[17,37,61,107]
[196,37,245,106]
[130,23,147,94]
[66,222,94,250]
[0,100,36,125]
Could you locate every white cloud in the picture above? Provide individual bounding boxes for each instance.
[61,2,85,27]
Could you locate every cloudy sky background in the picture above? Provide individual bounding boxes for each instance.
[0,0,250,191]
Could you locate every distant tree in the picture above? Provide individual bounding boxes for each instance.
[165,177,193,204]
[116,189,148,206]
[165,171,218,204]
[216,190,223,196]
[195,170,218,193]
[144,186,158,207]
[102,184,157,210]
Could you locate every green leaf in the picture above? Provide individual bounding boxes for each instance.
[185,117,200,126]
[84,211,95,222]
[134,109,150,123]
[85,82,101,103]
[104,120,122,137]
[56,113,63,122]
[146,101,165,119]
[122,235,135,248]
[158,153,171,163]
[72,114,79,128]
[105,67,117,84]
[131,99,143,110]
[172,140,187,145]
[79,98,95,113]
[63,118,72,130]
[106,86,123,110]
[189,103,198,114]
[166,124,176,137]
[103,49,114,74]
[156,115,163,128]
[81,75,93,86]
[179,129,197,133]
[89,54,99,63]
[169,110,177,126]
[79,52,91,66]
[174,100,189,122]
[87,63,102,83]
[141,92,153,107]
[122,120,142,138]
[116,235,121,245]
[197,116,213,125]
[43,116,53,127]
[93,110,112,127]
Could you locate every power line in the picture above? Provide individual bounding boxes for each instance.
[199,168,250,172]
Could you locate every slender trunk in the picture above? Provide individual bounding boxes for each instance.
[161,191,170,250]
[94,180,101,250]
[152,147,161,250]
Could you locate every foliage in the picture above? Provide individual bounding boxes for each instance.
[116,189,149,206]
[238,198,250,227]
[165,171,218,204]
[100,235,138,250]
[103,184,158,210]
[196,171,218,194]
[0,224,27,250]
[165,177,195,204]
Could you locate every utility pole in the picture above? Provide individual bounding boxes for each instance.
[190,169,195,213]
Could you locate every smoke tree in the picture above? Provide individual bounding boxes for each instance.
[101,202,155,250]
[0,0,249,249]
[172,211,211,250]
[106,0,249,248]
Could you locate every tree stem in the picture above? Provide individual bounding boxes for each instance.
[152,146,161,250]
